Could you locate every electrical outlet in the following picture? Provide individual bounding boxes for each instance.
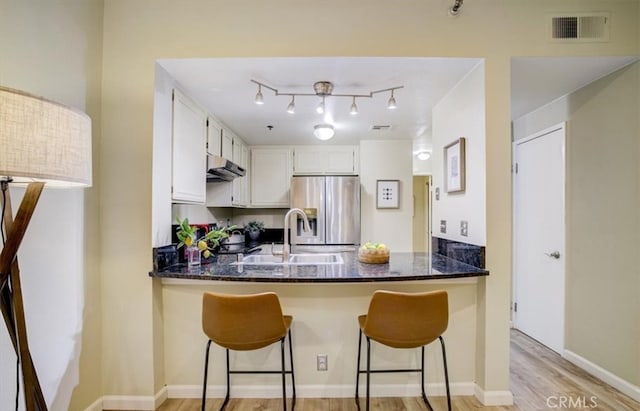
[440,220,447,234]
[460,220,468,237]
[317,354,328,371]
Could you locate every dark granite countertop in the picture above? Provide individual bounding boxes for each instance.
[149,250,489,283]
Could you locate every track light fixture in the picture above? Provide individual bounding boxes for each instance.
[449,0,464,16]
[251,79,403,115]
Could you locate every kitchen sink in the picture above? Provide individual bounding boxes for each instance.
[233,253,344,265]
[288,254,343,264]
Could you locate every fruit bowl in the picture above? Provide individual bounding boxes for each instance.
[358,242,390,264]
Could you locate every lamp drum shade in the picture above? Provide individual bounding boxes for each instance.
[0,86,92,187]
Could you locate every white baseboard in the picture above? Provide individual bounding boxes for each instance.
[88,382,510,410]
[474,385,514,406]
[98,387,168,411]
[168,382,476,399]
[564,350,640,403]
[83,398,102,411]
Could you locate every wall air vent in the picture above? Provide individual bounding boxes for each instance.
[549,13,609,42]
[370,125,392,131]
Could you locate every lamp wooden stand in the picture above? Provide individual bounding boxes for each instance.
[1,182,48,411]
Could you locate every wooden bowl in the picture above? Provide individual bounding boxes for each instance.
[358,249,390,264]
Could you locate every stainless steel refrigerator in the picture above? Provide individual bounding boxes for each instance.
[290,176,360,247]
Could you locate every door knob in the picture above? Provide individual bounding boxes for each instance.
[545,251,561,259]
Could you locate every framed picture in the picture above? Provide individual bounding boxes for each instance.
[444,137,466,193]
[376,180,399,209]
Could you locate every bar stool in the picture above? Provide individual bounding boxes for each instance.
[355,290,451,411]
[201,291,296,411]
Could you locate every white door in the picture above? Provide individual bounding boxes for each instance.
[513,123,565,354]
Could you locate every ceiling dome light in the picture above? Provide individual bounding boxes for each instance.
[350,97,358,115]
[314,124,335,140]
[286,96,295,114]
[416,151,431,161]
[255,84,264,105]
[387,89,397,109]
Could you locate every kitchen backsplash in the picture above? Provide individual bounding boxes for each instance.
[171,203,287,229]
[432,237,485,268]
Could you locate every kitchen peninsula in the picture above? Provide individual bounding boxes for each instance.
[150,250,488,282]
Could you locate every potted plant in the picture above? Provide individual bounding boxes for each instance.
[175,218,236,264]
[244,220,265,241]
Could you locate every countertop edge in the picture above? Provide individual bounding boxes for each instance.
[158,276,481,286]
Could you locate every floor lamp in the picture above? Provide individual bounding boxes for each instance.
[0,86,92,411]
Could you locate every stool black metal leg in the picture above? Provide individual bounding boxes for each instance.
[288,329,296,410]
[439,336,452,411]
[280,337,287,411]
[202,340,212,411]
[366,337,371,411]
[355,329,362,408]
[420,346,434,411]
[220,349,230,411]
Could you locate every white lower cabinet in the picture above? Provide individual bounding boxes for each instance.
[293,145,358,175]
[250,147,293,207]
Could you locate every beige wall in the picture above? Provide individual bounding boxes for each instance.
[163,281,478,393]
[0,0,611,407]
[432,62,486,246]
[360,140,414,252]
[0,1,104,410]
[412,176,429,253]
[515,62,640,386]
[97,0,639,402]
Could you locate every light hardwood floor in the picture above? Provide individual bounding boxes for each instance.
[119,330,639,411]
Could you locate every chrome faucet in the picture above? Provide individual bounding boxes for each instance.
[273,208,310,262]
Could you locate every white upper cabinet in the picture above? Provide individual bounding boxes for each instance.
[171,89,206,204]
[206,130,249,208]
[207,117,222,156]
[250,147,293,207]
[221,128,233,160]
[293,145,359,175]
[232,134,249,207]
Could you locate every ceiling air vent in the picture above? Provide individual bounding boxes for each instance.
[549,13,609,42]
[370,125,392,131]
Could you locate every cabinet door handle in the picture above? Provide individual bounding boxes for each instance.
[545,251,561,259]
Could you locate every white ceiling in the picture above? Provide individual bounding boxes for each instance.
[159,55,638,152]
[511,56,638,119]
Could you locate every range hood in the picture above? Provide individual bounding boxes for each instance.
[207,155,246,182]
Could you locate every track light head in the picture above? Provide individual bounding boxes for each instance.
[350,97,358,115]
[387,90,397,109]
[316,97,325,114]
[255,84,264,105]
[287,96,295,114]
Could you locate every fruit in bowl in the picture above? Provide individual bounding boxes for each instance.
[358,242,390,264]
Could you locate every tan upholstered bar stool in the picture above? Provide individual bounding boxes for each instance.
[201,291,296,411]
[355,290,451,411]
